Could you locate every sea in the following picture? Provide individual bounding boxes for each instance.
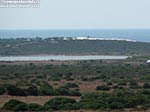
[0,29,150,42]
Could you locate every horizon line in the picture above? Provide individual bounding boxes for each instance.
[0,28,150,30]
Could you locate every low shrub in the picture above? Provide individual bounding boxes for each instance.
[44,97,77,110]
[2,99,28,111]
[26,85,39,96]
[0,85,6,95]
[27,103,43,111]
[64,83,79,88]
[96,85,110,91]
[6,84,26,96]
[143,83,150,89]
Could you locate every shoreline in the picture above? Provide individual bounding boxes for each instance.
[0,53,130,57]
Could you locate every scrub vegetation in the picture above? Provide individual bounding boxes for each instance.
[0,38,150,55]
[0,60,150,111]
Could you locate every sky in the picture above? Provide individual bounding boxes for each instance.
[0,0,150,29]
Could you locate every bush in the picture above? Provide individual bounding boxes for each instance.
[26,85,39,96]
[6,85,26,96]
[107,82,113,85]
[64,83,79,88]
[55,86,81,96]
[55,87,70,96]
[51,77,61,81]
[96,85,110,91]
[14,103,28,111]
[143,83,150,89]
[113,89,126,96]
[27,103,43,111]
[108,102,124,109]
[129,81,140,89]
[117,82,127,86]
[0,85,6,95]
[40,87,55,95]
[44,97,77,110]
[40,82,54,95]
[69,90,81,96]
[139,89,150,95]
[2,99,28,111]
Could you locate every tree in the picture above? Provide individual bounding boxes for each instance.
[26,85,39,96]
[2,100,28,111]
[0,85,6,95]
[39,81,55,95]
[6,85,26,96]
[96,85,110,91]
[27,103,42,111]
[143,83,150,89]
[44,97,77,110]
[64,83,79,88]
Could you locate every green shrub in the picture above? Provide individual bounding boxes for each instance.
[44,97,77,110]
[55,87,70,96]
[0,85,6,95]
[64,83,79,88]
[14,103,28,111]
[2,99,28,111]
[117,82,127,86]
[40,87,55,95]
[113,89,126,97]
[96,85,110,91]
[55,87,81,96]
[69,90,81,96]
[6,85,26,96]
[107,82,113,85]
[26,85,39,96]
[108,102,124,109]
[40,82,54,95]
[51,77,61,81]
[27,103,42,111]
[143,83,150,89]
[80,101,106,110]
[139,89,150,95]
[129,81,140,89]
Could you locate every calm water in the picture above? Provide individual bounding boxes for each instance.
[0,29,150,42]
[0,55,128,61]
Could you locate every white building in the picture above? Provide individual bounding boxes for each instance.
[76,37,89,40]
[63,36,137,42]
[147,60,150,63]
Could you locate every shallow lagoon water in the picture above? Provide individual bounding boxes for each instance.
[0,55,128,61]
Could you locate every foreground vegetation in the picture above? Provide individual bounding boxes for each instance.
[0,60,150,111]
[2,89,150,111]
[0,38,150,55]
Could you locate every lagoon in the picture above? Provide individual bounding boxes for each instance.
[0,55,128,61]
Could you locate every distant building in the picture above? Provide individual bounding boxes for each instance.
[63,37,137,42]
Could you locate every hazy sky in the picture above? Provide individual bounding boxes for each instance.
[0,0,150,29]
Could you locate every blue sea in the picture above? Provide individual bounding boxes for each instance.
[0,29,150,42]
